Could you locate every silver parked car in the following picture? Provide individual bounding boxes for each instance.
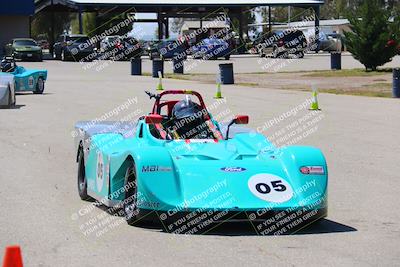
[316,32,342,52]
[0,71,16,108]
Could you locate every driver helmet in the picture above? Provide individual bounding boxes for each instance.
[0,57,16,73]
[172,95,202,119]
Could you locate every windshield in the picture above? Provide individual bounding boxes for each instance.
[66,36,89,43]
[149,94,222,140]
[14,40,37,46]
[107,37,118,43]
[204,38,224,45]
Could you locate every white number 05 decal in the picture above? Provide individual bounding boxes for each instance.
[248,173,294,203]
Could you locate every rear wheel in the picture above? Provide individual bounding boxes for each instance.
[61,50,66,61]
[77,147,91,201]
[123,160,139,225]
[5,87,12,109]
[33,77,44,94]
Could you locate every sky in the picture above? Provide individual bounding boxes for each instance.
[131,11,264,40]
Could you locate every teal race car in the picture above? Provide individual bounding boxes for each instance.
[74,90,328,233]
[0,57,47,94]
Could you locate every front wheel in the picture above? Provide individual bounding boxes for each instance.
[77,147,91,201]
[33,77,45,94]
[123,160,139,225]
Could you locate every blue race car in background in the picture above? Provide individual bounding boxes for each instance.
[0,57,47,94]
[192,38,231,60]
[148,40,187,60]
[74,89,328,233]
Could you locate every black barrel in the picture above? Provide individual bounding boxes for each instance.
[130,57,142,75]
[219,63,234,84]
[330,52,342,70]
[152,59,164,78]
[393,68,400,98]
[173,58,184,74]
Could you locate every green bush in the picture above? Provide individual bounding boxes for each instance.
[344,0,398,71]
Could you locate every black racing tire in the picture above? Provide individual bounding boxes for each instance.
[33,77,45,94]
[61,49,67,61]
[77,147,91,201]
[10,86,15,108]
[272,46,279,58]
[5,86,12,109]
[123,160,140,225]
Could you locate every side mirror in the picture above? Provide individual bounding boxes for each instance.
[226,115,249,140]
[234,115,249,125]
[145,114,163,124]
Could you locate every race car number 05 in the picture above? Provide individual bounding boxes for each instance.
[255,180,286,194]
[248,173,293,203]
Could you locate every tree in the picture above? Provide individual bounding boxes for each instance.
[31,11,71,40]
[389,4,400,54]
[344,0,397,71]
[170,18,184,34]
[71,13,97,36]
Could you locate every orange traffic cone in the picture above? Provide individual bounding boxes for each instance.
[2,246,23,267]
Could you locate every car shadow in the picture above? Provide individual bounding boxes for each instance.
[1,104,25,110]
[11,104,25,109]
[94,204,356,236]
[16,92,52,96]
[150,219,357,236]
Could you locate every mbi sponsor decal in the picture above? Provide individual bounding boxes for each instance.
[142,165,172,172]
[221,167,246,172]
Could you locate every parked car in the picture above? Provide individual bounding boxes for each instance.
[37,40,50,50]
[0,58,16,108]
[191,38,231,60]
[255,30,307,58]
[148,40,187,60]
[115,36,143,60]
[313,32,343,52]
[4,38,43,61]
[100,36,143,60]
[53,34,95,61]
[327,33,345,51]
[99,35,119,56]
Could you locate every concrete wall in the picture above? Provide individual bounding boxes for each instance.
[0,16,30,57]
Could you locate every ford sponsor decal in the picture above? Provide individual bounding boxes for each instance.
[221,167,246,172]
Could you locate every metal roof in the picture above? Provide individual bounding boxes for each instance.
[66,0,324,5]
[181,20,229,31]
[250,19,349,27]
